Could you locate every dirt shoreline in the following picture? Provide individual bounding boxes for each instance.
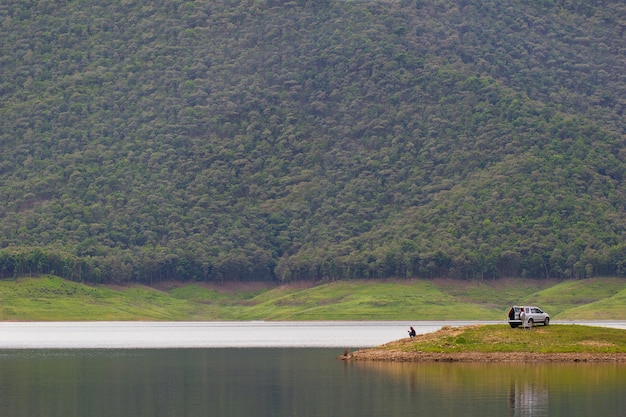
[340,349,626,362]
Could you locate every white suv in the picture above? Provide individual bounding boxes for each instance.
[507,306,550,328]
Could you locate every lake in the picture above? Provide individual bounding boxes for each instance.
[0,322,624,417]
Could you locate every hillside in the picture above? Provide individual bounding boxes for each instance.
[1,276,624,321]
[1,0,626,283]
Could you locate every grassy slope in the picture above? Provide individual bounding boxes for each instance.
[558,287,626,320]
[0,276,216,321]
[527,277,626,318]
[236,280,501,320]
[0,276,625,321]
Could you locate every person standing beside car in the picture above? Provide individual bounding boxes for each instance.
[520,307,527,328]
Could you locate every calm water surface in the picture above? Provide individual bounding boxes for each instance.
[0,349,624,417]
[0,322,624,417]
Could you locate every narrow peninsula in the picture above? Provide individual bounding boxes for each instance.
[341,325,626,362]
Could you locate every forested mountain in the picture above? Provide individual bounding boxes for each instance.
[1,0,625,283]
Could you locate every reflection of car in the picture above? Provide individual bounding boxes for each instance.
[507,306,550,328]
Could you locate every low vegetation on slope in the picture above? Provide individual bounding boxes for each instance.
[0,276,214,320]
[0,276,624,321]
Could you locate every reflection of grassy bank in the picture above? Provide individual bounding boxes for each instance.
[1,276,626,321]
[349,361,626,393]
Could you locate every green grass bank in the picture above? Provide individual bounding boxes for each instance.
[391,324,626,354]
[0,276,625,321]
[342,324,626,362]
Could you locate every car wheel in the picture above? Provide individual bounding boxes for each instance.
[509,323,519,328]
[544,317,549,326]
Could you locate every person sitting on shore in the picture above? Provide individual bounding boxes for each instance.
[408,326,416,338]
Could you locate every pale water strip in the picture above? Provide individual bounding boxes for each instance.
[0,321,622,349]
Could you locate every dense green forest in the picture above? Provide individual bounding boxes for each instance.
[1,0,625,284]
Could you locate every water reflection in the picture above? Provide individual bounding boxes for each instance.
[508,378,548,417]
[0,349,624,417]
[350,361,626,417]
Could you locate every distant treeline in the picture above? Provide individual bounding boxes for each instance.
[2,244,625,284]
